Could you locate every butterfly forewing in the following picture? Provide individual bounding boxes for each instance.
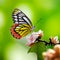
[12,8,33,26]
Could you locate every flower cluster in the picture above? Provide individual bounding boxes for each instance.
[42,44,60,60]
[26,30,43,46]
[26,30,60,60]
[26,30,60,46]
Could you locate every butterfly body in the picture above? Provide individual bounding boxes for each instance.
[10,8,34,39]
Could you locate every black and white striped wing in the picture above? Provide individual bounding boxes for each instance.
[12,8,32,26]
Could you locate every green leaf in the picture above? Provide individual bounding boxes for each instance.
[28,42,46,60]
[28,43,37,53]
[46,45,54,49]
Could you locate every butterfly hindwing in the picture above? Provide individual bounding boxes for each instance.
[15,24,32,37]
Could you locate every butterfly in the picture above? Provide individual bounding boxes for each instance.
[10,8,34,39]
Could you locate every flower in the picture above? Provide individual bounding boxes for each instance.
[26,30,43,46]
[42,44,60,60]
[50,36,59,44]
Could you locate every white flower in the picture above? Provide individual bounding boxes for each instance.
[54,36,59,43]
[37,30,43,37]
[50,36,59,44]
[26,30,43,46]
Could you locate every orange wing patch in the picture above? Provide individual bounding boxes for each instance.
[10,24,22,39]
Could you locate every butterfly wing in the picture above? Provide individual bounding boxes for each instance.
[11,8,33,39]
[15,24,32,37]
[12,8,33,26]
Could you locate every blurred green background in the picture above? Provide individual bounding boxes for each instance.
[0,0,60,60]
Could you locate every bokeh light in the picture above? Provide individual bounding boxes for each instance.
[0,11,4,28]
[5,43,37,60]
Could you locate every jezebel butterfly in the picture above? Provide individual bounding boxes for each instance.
[10,8,34,39]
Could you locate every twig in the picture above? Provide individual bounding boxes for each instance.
[36,37,60,46]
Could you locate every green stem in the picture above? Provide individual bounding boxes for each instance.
[36,42,46,60]
[37,53,41,60]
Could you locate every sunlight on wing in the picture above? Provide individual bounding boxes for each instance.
[16,4,33,21]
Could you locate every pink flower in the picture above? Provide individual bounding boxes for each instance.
[50,36,59,44]
[26,30,43,46]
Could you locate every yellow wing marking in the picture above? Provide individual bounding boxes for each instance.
[15,24,32,37]
[13,9,21,15]
[19,31,23,35]
[20,27,28,30]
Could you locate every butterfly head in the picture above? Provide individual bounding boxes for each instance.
[31,26,35,31]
